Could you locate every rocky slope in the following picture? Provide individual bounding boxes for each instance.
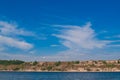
[0,60,120,72]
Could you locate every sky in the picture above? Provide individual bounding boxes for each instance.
[0,0,120,61]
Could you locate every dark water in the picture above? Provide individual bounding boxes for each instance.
[0,72,120,80]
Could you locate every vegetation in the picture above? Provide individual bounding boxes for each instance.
[0,60,24,65]
[102,60,107,64]
[106,64,115,68]
[13,67,20,71]
[0,60,120,72]
[118,60,120,64]
[86,68,91,71]
[54,61,61,66]
[47,66,52,71]
[33,61,38,66]
[74,61,80,64]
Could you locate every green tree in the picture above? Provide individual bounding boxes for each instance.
[33,61,38,66]
[55,61,61,66]
[0,60,24,65]
[106,64,115,68]
[102,60,107,64]
[47,66,52,71]
[74,61,80,64]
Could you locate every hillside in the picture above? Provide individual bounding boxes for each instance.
[0,60,120,72]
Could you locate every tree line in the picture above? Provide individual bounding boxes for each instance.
[0,60,25,65]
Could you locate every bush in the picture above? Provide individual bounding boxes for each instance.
[102,61,107,64]
[55,61,61,66]
[86,68,91,71]
[94,61,98,64]
[118,60,120,64]
[13,67,20,71]
[33,61,38,65]
[47,66,52,71]
[74,61,79,64]
[106,64,115,68]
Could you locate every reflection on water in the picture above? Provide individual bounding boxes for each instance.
[0,72,120,80]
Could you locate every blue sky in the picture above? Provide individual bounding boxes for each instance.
[0,0,120,61]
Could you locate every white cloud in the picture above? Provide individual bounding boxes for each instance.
[108,44,120,47]
[0,35,33,50]
[115,35,120,38]
[53,22,109,50]
[44,22,114,61]
[0,21,35,36]
[105,34,120,39]
[50,44,59,47]
[0,21,34,50]
[0,47,5,51]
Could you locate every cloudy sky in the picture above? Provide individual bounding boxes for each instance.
[0,0,120,61]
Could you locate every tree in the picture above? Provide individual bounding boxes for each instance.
[102,60,107,64]
[0,60,24,65]
[55,61,61,66]
[74,61,80,64]
[33,61,38,66]
[47,66,52,71]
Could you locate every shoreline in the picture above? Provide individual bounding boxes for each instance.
[0,70,120,73]
[0,60,120,72]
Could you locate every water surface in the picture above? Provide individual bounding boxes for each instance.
[0,72,120,80]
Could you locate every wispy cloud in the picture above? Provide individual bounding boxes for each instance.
[0,47,5,51]
[50,44,59,47]
[43,22,120,61]
[0,21,34,50]
[0,20,119,61]
[105,34,120,39]
[114,35,120,38]
[53,22,109,50]
[0,21,35,36]
[0,35,33,50]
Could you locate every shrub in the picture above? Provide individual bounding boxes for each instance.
[118,60,120,64]
[86,68,91,71]
[55,61,61,66]
[74,61,80,64]
[47,66,52,71]
[106,64,115,68]
[13,67,20,71]
[102,61,107,64]
[33,61,38,65]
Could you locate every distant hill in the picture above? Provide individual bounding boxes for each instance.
[0,60,120,72]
